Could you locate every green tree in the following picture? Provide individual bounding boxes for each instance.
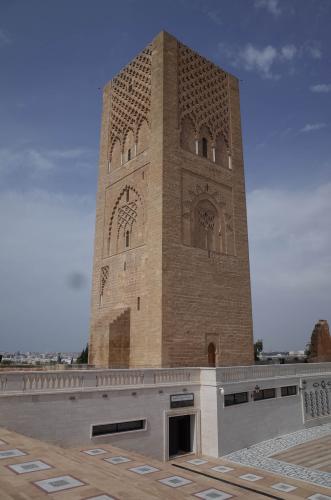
[77,344,88,364]
[254,339,263,361]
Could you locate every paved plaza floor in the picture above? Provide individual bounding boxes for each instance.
[0,426,331,499]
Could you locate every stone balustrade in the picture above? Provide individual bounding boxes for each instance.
[0,363,330,395]
[216,362,331,383]
[0,368,200,394]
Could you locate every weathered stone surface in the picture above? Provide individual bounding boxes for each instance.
[89,32,254,368]
[308,320,331,362]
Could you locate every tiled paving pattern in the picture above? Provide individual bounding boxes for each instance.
[211,465,234,473]
[104,456,132,464]
[158,475,193,487]
[224,422,331,489]
[82,448,108,456]
[128,464,160,474]
[194,489,233,499]
[271,483,297,492]
[1,426,331,499]
[85,496,117,500]
[188,459,209,465]
[8,459,51,474]
[34,475,85,493]
[0,448,26,459]
[239,473,263,481]
[307,494,331,500]
[274,435,331,473]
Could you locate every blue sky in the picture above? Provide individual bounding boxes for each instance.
[0,0,330,353]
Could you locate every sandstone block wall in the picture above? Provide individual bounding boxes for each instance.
[89,31,254,368]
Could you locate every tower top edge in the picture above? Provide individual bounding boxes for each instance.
[102,31,239,92]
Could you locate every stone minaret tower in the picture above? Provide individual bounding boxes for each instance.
[89,32,254,368]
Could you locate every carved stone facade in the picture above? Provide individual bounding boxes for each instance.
[89,32,254,368]
[308,320,331,363]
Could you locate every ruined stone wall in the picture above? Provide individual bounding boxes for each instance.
[309,320,331,363]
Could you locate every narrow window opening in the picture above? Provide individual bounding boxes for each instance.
[125,230,130,248]
[126,189,129,202]
[127,148,131,161]
[281,385,297,397]
[124,262,126,271]
[202,137,208,158]
[224,392,248,407]
[92,419,145,437]
[208,342,216,367]
[137,296,140,310]
[142,171,145,180]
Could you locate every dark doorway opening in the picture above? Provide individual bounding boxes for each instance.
[208,342,216,367]
[169,415,192,458]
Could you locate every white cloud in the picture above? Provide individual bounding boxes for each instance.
[280,44,297,60]
[0,147,94,177]
[240,44,278,79]
[300,123,327,133]
[0,189,95,351]
[248,183,331,350]
[218,39,323,79]
[218,42,298,79]
[310,83,331,93]
[306,45,322,60]
[254,0,281,16]
[0,28,11,46]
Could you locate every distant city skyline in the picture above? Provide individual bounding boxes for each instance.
[0,0,330,352]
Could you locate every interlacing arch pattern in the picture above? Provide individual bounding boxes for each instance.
[109,45,152,160]
[100,266,109,295]
[108,185,144,246]
[178,42,230,147]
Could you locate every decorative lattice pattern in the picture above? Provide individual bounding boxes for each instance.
[198,208,215,230]
[109,45,152,157]
[100,266,109,295]
[178,42,230,146]
[118,202,138,231]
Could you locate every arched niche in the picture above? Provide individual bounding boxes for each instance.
[137,120,150,154]
[109,139,121,171]
[198,125,213,160]
[108,187,144,256]
[214,134,228,168]
[123,129,135,163]
[191,198,222,253]
[180,116,196,154]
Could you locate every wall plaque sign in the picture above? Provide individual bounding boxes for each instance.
[170,393,194,409]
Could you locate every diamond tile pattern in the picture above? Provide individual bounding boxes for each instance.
[158,475,192,488]
[34,475,84,493]
[8,460,51,474]
[82,449,108,456]
[129,465,159,474]
[187,459,208,465]
[211,465,234,473]
[239,473,263,481]
[0,449,26,459]
[104,456,131,465]
[307,494,331,500]
[194,489,233,500]
[86,496,117,500]
[271,483,297,492]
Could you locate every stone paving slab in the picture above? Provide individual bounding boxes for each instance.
[223,423,331,489]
